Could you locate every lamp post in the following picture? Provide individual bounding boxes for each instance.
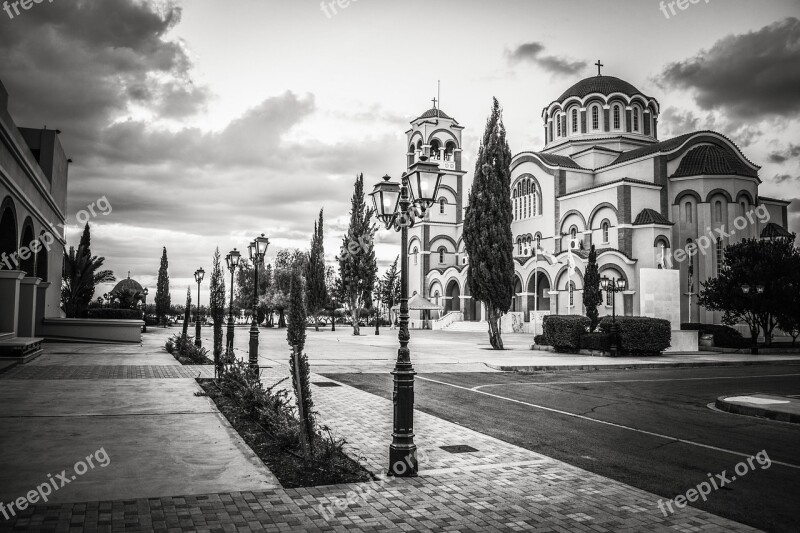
[225,249,241,364]
[741,284,764,354]
[247,234,270,369]
[601,276,627,356]
[371,156,445,477]
[142,287,149,333]
[194,268,205,347]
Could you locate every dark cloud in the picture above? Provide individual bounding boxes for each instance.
[767,143,800,163]
[773,173,799,183]
[507,42,586,76]
[657,106,761,147]
[657,18,800,119]
[789,198,800,214]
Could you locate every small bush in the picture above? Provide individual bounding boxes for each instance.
[599,316,671,355]
[165,334,213,364]
[87,308,143,320]
[534,334,548,346]
[543,315,590,352]
[681,323,747,348]
[581,332,612,352]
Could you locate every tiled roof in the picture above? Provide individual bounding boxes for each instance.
[760,222,793,239]
[417,108,452,120]
[758,196,791,205]
[512,151,588,170]
[672,144,758,178]
[633,208,674,226]
[557,177,659,198]
[558,76,647,102]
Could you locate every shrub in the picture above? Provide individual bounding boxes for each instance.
[533,334,548,346]
[165,333,212,364]
[581,332,612,352]
[543,315,590,352]
[599,316,671,355]
[681,323,747,348]
[87,308,142,320]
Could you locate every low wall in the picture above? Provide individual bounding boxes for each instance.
[665,330,698,353]
[37,318,143,344]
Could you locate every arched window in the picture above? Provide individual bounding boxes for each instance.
[740,201,746,217]
[716,239,724,277]
[570,226,578,239]
[714,201,723,222]
[685,202,693,223]
[517,237,522,256]
[569,281,575,307]
[412,247,418,265]
[633,107,640,132]
[613,105,621,130]
[433,291,440,305]
[438,247,446,264]
[601,220,610,243]
[535,233,541,249]
[591,106,599,130]
[606,287,612,306]
[571,109,578,133]
[439,197,446,214]
[556,113,562,137]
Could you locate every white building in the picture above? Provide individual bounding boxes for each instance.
[406,73,791,329]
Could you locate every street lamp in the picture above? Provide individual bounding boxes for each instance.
[248,234,270,369]
[370,156,444,477]
[142,287,149,333]
[741,284,764,354]
[601,276,627,356]
[194,268,205,347]
[225,249,241,368]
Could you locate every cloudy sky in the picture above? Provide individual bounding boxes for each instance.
[1,0,799,303]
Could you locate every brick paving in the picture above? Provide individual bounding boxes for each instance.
[0,338,759,532]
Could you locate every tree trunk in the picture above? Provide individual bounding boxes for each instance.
[278,309,286,328]
[313,312,320,332]
[350,296,360,335]
[487,308,504,350]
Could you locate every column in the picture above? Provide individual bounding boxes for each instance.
[548,290,559,314]
[35,281,51,337]
[17,277,40,337]
[0,270,25,335]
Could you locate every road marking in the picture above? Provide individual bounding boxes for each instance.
[417,376,800,470]
[471,373,800,390]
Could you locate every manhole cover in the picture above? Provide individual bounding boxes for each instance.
[440,445,478,454]
[313,382,341,387]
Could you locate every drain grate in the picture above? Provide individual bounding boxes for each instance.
[440,445,479,454]
[313,382,341,387]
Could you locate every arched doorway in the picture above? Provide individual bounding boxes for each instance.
[446,280,460,313]
[19,218,35,276]
[512,277,522,312]
[35,230,49,280]
[0,197,17,270]
[527,271,551,312]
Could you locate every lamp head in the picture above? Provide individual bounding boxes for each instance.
[600,276,610,290]
[742,284,751,295]
[616,278,627,291]
[406,158,445,206]
[195,268,205,283]
[227,248,241,271]
[255,234,269,259]
[143,287,149,296]
[370,175,401,227]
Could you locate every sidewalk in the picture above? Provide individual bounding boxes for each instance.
[0,330,758,532]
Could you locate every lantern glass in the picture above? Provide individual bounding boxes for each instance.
[408,159,444,205]
[248,241,256,261]
[143,288,149,296]
[228,249,241,269]
[756,285,765,294]
[601,276,610,290]
[616,278,627,291]
[742,284,751,295]
[370,176,401,223]
[255,234,270,258]
[195,268,205,283]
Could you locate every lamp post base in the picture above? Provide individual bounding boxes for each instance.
[248,324,259,369]
[195,321,202,347]
[388,443,418,477]
[226,321,235,355]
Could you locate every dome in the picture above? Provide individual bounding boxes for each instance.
[417,108,452,120]
[557,75,647,102]
[112,275,143,294]
[672,144,758,178]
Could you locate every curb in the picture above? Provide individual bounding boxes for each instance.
[715,396,800,424]
[487,358,800,373]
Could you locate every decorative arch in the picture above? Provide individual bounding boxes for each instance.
[735,190,755,205]
[429,235,458,251]
[444,278,461,313]
[673,189,702,205]
[436,184,458,201]
[705,188,733,203]
[35,230,49,281]
[526,268,552,292]
[407,235,422,252]
[554,265,584,290]
[588,202,618,228]
[19,216,35,276]
[0,196,18,268]
[654,235,671,248]
[427,129,459,147]
[558,209,588,233]
[408,132,424,147]
[598,264,628,285]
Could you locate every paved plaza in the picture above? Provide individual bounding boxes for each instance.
[0,326,784,531]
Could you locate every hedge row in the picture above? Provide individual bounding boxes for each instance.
[681,323,747,348]
[580,332,612,352]
[541,315,671,355]
[542,315,590,352]
[87,308,143,320]
[599,316,671,355]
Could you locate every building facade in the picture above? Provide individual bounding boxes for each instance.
[409,74,791,327]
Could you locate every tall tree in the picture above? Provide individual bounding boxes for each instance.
[155,247,170,326]
[338,174,378,335]
[209,248,227,369]
[324,265,340,331]
[287,265,314,453]
[305,209,328,331]
[235,258,269,323]
[61,244,115,318]
[181,286,191,339]
[583,245,602,331]
[699,237,799,350]
[380,256,400,324]
[463,98,515,349]
[75,224,98,313]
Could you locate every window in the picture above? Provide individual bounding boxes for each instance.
[685,202,693,223]
[570,226,578,239]
[556,113,562,137]
[438,247,446,264]
[633,108,640,131]
[605,285,612,306]
[433,291,439,305]
[535,233,541,249]
[714,201,723,222]
[740,201,746,217]
[569,281,575,306]
[439,198,446,214]
[412,247,418,265]
[602,221,609,243]
[613,105,621,129]
[592,106,599,130]
[517,238,522,256]
[571,109,578,132]
[716,239,724,277]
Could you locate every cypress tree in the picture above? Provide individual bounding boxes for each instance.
[583,245,602,331]
[209,248,226,367]
[305,209,328,331]
[181,286,191,339]
[463,98,515,349]
[155,247,170,325]
[287,266,314,451]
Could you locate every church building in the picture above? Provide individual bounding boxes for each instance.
[405,70,791,330]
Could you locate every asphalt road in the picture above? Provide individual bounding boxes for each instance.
[322,364,800,533]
